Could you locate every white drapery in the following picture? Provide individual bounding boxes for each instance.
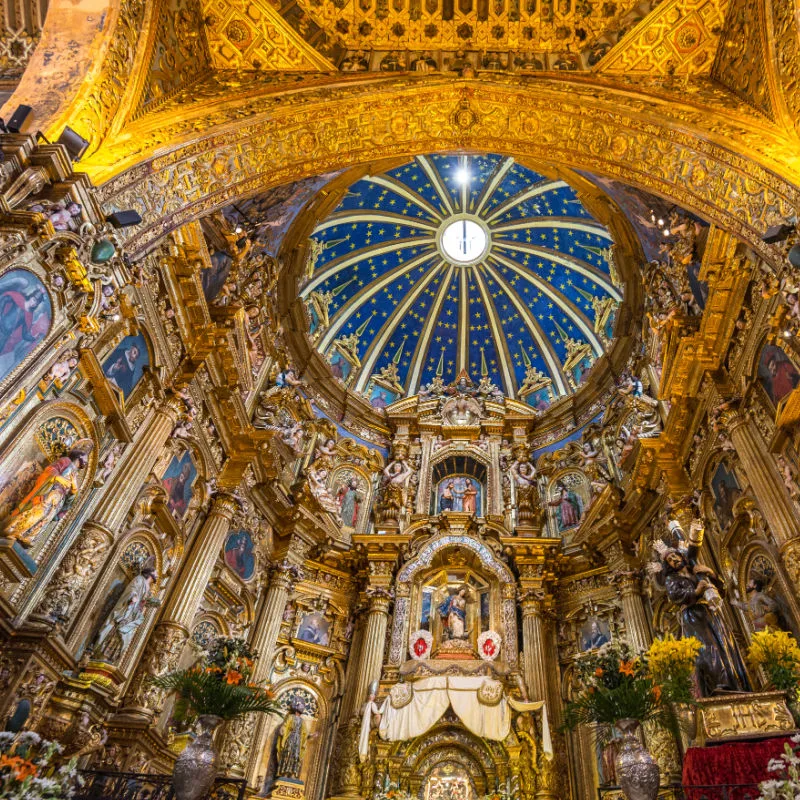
[358,677,552,761]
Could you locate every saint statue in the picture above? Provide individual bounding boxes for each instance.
[337,478,362,528]
[732,578,785,632]
[438,587,469,641]
[377,456,413,524]
[276,703,309,780]
[652,520,750,696]
[93,557,160,664]
[0,438,94,548]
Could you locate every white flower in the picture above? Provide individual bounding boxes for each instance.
[16,730,41,745]
[770,759,787,772]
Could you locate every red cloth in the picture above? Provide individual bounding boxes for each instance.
[682,736,794,799]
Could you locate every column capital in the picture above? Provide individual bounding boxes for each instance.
[268,558,304,591]
[518,589,555,618]
[365,586,394,613]
[208,491,239,520]
[610,568,644,599]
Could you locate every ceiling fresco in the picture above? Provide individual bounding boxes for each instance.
[299,153,623,410]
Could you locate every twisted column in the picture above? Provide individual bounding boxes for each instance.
[122,492,238,717]
[28,403,179,626]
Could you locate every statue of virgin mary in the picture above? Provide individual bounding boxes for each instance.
[438,587,469,641]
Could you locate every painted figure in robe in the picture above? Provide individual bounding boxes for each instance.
[439,587,468,640]
[0,438,93,548]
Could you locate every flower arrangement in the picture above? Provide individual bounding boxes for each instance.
[478,630,502,662]
[562,641,664,730]
[646,634,702,705]
[409,629,432,661]
[747,630,800,699]
[756,734,800,799]
[562,636,705,734]
[0,731,81,800]
[151,636,281,724]
[481,790,517,800]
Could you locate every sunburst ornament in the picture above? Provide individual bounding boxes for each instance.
[301,153,623,411]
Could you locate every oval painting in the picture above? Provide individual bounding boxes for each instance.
[0,269,52,383]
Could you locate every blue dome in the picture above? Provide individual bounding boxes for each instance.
[301,154,622,411]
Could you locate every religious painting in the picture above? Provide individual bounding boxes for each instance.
[295,611,331,646]
[0,269,52,384]
[368,384,399,410]
[435,475,482,515]
[162,450,197,518]
[224,529,255,581]
[201,250,232,302]
[102,333,149,400]
[330,468,370,531]
[580,617,611,651]
[547,479,585,533]
[0,415,91,553]
[525,386,553,412]
[758,344,800,406]
[710,460,742,531]
[329,350,352,383]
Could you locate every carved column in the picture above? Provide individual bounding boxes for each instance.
[607,559,681,784]
[520,593,551,704]
[613,572,652,654]
[328,587,393,800]
[222,558,303,779]
[723,410,797,547]
[27,402,180,625]
[352,587,392,714]
[122,492,239,718]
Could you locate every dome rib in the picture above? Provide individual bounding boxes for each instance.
[302,153,621,408]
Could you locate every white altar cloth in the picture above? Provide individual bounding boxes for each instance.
[358,676,551,761]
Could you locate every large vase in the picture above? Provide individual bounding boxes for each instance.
[173,714,223,800]
[613,718,660,800]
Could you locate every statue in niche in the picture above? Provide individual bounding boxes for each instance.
[92,557,160,664]
[0,438,94,548]
[438,586,469,641]
[336,477,363,529]
[732,577,784,632]
[649,520,750,696]
[276,702,310,780]
[304,439,341,517]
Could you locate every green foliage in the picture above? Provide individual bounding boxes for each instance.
[150,637,282,723]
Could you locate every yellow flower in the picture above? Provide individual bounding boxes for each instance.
[748,630,800,668]
[646,635,702,679]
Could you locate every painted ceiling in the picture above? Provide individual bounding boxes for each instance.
[300,153,623,410]
[200,0,728,75]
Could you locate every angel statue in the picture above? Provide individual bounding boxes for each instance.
[376,453,413,524]
[0,438,94,548]
[93,556,160,664]
[649,519,750,696]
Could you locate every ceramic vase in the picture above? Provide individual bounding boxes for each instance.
[613,718,660,800]
[173,714,223,800]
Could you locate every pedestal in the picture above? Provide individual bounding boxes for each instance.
[694,691,796,746]
[269,778,306,799]
[0,537,37,580]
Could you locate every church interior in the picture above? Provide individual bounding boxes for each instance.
[0,1,799,798]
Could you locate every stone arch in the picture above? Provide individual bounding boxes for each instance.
[394,721,501,796]
[92,80,800,265]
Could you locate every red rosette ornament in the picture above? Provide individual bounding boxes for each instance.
[477,630,502,662]
[409,629,433,661]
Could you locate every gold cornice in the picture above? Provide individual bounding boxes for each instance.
[84,80,799,274]
[84,73,799,186]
